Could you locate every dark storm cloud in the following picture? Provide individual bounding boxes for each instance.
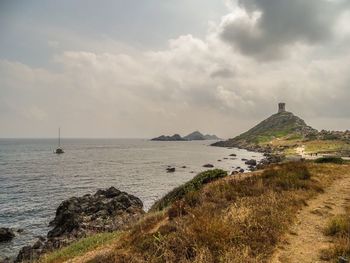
[220,0,349,60]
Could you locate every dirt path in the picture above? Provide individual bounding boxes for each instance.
[296,145,305,157]
[270,173,350,263]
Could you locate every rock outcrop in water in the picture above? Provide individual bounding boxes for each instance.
[15,187,144,262]
[0,228,15,242]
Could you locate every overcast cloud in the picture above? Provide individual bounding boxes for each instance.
[0,0,350,138]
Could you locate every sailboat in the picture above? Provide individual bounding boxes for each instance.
[55,128,64,154]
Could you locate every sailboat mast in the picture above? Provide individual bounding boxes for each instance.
[58,128,61,147]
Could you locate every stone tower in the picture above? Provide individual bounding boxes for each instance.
[278,102,286,113]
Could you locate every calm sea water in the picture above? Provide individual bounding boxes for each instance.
[0,139,262,259]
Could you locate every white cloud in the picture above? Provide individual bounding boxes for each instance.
[1,1,350,137]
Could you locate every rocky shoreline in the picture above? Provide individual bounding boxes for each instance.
[211,141,285,172]
[10,187,144,263]
[211,140,274,153]
[1,148,279,263]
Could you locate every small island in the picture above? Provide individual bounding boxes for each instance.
[151,131,220,141]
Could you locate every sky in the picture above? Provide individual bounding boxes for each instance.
[1,0,350,138]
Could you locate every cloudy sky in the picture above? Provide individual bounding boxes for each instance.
[1,0,350,138]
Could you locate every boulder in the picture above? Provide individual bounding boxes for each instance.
[15,187,144,262]
[0,228,15,242]
[203,164,214,168]
[245,159,257,166]
[166,167,176,173]
[248,165,256,171]
[229,154,237,157]
[257,154,285,169]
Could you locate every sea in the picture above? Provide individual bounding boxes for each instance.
[0,138,263,259]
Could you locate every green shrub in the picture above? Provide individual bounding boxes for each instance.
[315,157,344,164]
[40,232,119,263]
[150,169,227,211]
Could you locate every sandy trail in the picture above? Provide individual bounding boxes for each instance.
[296,145,305,157]
[270,172,350,263]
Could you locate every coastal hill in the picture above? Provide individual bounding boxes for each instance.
[152,131,220,141]
[213,103,350,156]
[213,103,317,151]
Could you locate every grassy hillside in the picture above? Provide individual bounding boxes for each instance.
[38,161,350,263]
[214,111,316,148]
[213,111,350,157]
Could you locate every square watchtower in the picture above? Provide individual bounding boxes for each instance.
[278,103,286,113]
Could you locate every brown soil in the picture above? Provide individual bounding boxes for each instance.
[270,172,350,263]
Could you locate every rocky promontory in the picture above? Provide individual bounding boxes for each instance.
[212,104,317,154]
[15,187,144,262]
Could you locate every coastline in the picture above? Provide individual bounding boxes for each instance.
[19,159,350,263]
[0,140,263,261]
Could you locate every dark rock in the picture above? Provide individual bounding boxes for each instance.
[181,166,187,168]
[241,158,248,161]
[15,187,144,262]
[203,164,214,168]
[230,171,239,175]
[239,169,245,173]
[217,160,221,162]
[166,167,176,173]
[16,229,24,234]
[257,154,285,169]
[223,158,228,160]
[0,228,15,242]
[0,257,12,263]
[245,159,257,166]
[248,165,256,171]
[16,246,35,263]
[229,154,237,157]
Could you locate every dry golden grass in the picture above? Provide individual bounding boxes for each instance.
[40,162,350,263]
[81,162,345,263]
[321,205,350,262]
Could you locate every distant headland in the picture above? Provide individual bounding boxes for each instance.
[151,131,220,141]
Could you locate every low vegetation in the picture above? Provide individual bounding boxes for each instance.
[321,206,350,262]
[38,162,350,263]
[39,232,119,263]
[150,169,227,211]
[90,162,335,263]
[315,156,345,164]
[304,140,350,155]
